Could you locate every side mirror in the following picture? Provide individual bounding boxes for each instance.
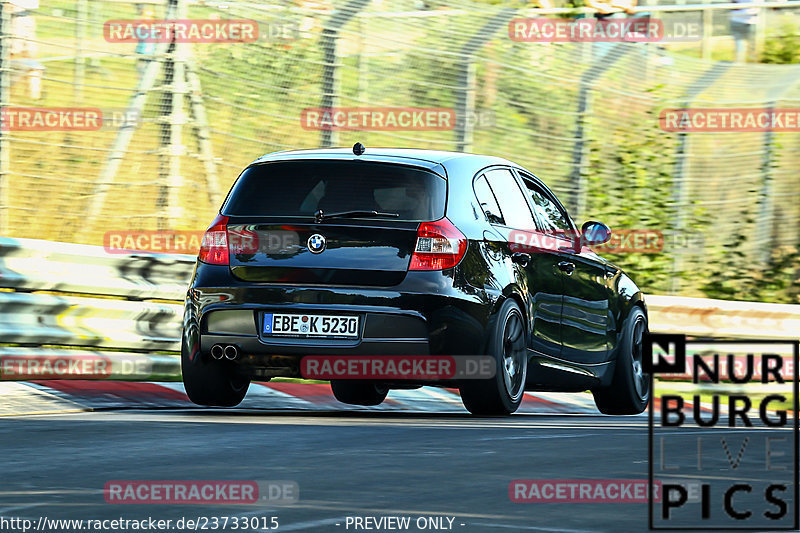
[581,220,611,246]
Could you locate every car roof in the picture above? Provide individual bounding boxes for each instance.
[250,147,518,179]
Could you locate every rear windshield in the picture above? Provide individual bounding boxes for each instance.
[222,160,446,222]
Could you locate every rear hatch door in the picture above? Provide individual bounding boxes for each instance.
[222,159,447,286]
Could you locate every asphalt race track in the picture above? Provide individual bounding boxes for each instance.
[0,409,652,532]
[0,382,795,533]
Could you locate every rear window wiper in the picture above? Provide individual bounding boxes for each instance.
[314,209,400,223]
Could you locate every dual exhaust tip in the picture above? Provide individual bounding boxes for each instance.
[210,344,239,361]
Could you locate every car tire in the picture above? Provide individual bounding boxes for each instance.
[459,299,528,416]
[181,340,250,407]
[592,306,650,415]
[330,380,388,406]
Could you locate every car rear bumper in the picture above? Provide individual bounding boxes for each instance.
[182,263,496,376]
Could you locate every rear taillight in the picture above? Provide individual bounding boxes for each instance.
[198,214,229,265]
[409,218,468,271]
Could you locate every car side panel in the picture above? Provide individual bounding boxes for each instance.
[558,250,614,364]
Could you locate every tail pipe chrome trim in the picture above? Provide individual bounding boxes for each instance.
[210,344,224,360]
[223,345,239,360]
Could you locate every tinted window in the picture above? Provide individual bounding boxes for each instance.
[519,177,572,234]
[223,161,446,221]
[484,169,536,229]
[474,175,504,225]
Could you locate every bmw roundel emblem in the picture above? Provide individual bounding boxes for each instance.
[307,234,327,254]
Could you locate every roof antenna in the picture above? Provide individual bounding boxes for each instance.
[353,142,365,156]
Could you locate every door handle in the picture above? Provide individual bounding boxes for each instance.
[557,261,576,275]
[512,252,531,267]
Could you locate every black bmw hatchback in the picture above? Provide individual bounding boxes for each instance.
[181,145,650,415]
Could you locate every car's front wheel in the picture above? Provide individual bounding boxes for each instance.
[459,299,528,415]
[592,306,650,415]
[330,380,388,406]
[181,339,250,407]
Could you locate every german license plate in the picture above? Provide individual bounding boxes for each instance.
[262,313,360,338]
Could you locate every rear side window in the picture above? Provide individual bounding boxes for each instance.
[223,160,446,221]
[484,168,536,230]
[474,175,504,225]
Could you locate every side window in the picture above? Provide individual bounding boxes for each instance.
[484,168,536,230]
[474,175,504,225]
[519,177,572,234]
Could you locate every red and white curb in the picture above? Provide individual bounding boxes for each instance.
[0,380,605,416]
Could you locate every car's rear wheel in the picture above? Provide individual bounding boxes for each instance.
[592,306,650,415]
[330,380,388,406]
[459,299,527,415]
[181,340,250,407]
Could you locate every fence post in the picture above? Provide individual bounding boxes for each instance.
[157,0,187,229]
[669,63,729,293]
[756,103,774,265]
[755,7,767,59]
[701,7,712,61]
[455,8,517,153]
[0,1,9,236]
[319,29,339,148]
[570,89,592,219]
[170,0,189,225]
[74,0,88,104]
[755,69,800,263]
[455,61,476,152]
[356,14,367,102]
[185,59,220,208]
[671,132,689,292]
[568,44,629,219]
[320,0,372,148]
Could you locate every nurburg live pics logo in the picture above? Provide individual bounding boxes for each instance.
[645,333,799,530]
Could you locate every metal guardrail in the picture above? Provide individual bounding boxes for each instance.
[646,294,800,341]
[0,237,195,300]
[0,237,797,381]
[0,237,190,381]
[0,291,181,351]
